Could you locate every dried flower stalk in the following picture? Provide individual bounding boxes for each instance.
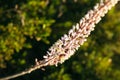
[39,0,119,66]
[0,0,119,80]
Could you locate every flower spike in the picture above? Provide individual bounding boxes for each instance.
[39,0,119,66]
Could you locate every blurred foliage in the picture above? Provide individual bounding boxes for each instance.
[0,0,120,80]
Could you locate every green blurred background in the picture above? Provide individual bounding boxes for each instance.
[0,0,120,80]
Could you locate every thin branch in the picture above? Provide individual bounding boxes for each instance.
[0,0,119,80]
[0,59,49,80]
[15,4,25,26]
